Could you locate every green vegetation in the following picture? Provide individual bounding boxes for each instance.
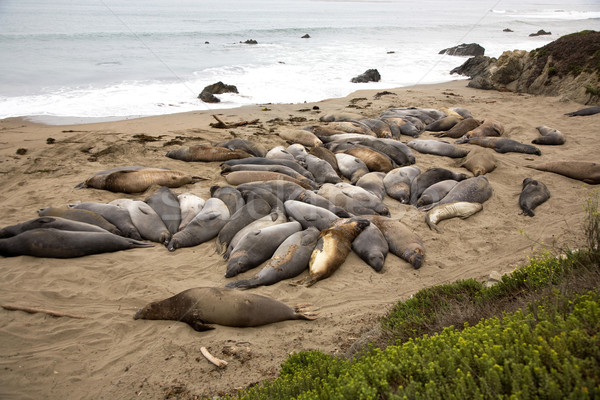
[586,85,600,96]
[222,194,600,399]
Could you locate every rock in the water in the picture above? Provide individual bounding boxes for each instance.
[198,81,239,103]
[439,43,485,57]
[242,39,258,44]
[301,34,310,39]
[351,69,381,83]
[529,29,551,37]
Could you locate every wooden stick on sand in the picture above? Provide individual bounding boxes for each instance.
[2,304,87,319]
[200,346,228,368]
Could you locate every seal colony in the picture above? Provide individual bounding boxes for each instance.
[1,78,598,398]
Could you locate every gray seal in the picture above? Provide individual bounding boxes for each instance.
[226,227,320,289]
[355,172,386,201]
[284,200,339,231]
[457,137,541,155]
[351,223,388,272]
[519,178,550,217]
[144,186,181,235]
[0,216,115,239]
[304,154,342,184]
[532,126,565,145]
[210,185,245,216]
[407,139,469,158]
[421,176,493,210]
[37,206,122,235]
[214,138,267,157]
[215,197,272,255]
[416,179,459,208]
[0,228,152,258]
[410,168,468,205]
[68,202,142,240]
[335,153,369,183]
[109,199,171,244]
[133,287,316,331]
[383,166,421,203]
[177,193,206,231]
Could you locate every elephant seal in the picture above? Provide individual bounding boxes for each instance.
[319,112,364,122]
[226,227,320,289]
[425,115,461,132]
[0,228,152,258]
[519,178,550,217]
[362,215,425,269]
[416,179,459,208]
[226,221,302,278]
[214,138,267,157]
[342,146,395,173]
[210,185,245,216]
[532,126,565,145]
[335,182,390,216]
[225,210,287,258]
[407,139,469,158]
[221,163,318,189]
[324,134,415,166]
[109,199,171,244]
[564,106,600,117]
[166,144,251,162]
[224,170,314,190]
[383,166,421,203]
[286,144,309,160]
[318,184,378,216]
[526,161,600,184]
[350,223,388,272]
[37,207,122,235]
[381,117,424,138]
[308,146,341,175]
[279,129,323,147]
[215,197,272,255]
[335,153,369,183]
[359,118,393,138]
[266,146,296,161]
[422,176,493,211]
[221,157,314,180]
[304,154,342,184]
[410,168,469,205]
[0,216,114,239]
[144,186,181,235]
[355,172,386,201]
[425,201,483,232]
[166,197,230,251]
[77,167,203,193]
[284,200,339,231]
[177,193,206,230]
[293,217,370,286]
[463,119,504,138]
[460,147,497,176]
[457,137,541,155]
[133,287,317,331]
[68,202,142,240]
[434,117,480,138]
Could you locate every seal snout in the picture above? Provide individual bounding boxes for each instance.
[133,308,145,320]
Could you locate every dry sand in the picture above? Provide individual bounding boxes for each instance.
[0,80,597,399]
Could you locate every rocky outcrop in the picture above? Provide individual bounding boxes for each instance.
[450,31,600,105]
[529,29,551,37]
[439,43,485,57]
[351,69,381,83]
[301,34,310,39]
[198,82,239,103]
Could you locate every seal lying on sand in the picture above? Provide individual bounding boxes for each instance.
[564,106,600,117]
[457,137,541,155]
[526,161,600,185]
[425,202,483,232]
[519,178,550,217]
[166,144,252,161]
[532,126,565,145]
[77,167,203,193]
[0,216,115,238]
[133,287,317,331]
[37,206,122,235]
[0,228,152,258]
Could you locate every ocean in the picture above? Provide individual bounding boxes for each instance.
[0,0,598,123]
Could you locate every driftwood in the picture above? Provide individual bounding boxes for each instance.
[200,346,228,368]
[2,304,87,319]
[210,114,259,129]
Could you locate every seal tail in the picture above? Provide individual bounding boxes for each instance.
[294,304,319,320]
[74,181,88,189]
[224,279,256,290]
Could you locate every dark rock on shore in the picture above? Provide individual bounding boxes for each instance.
[301,34,310,39]
[199,82,239,103]
[351,69,381,83]
[530,29,551,37]
[450,30,600,105]
[439,43,485,57]
[242,39,258,44]
[503,28,513,32]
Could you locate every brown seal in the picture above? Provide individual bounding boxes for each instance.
[463,119,504,138]
[526,161,600,184]
[342,146,394,172]
[460,147,497,176]
[434,117,480,138]
[293,217,370,286]
[278,129,323,147]
[133,287,317,331]
[223,170,315,190]
[166,144,252,161]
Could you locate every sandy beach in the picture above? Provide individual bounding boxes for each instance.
[0,80,597,399]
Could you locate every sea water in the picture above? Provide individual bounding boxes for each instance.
[0,0,598,123]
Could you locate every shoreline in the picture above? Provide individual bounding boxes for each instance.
[1,79,598,399]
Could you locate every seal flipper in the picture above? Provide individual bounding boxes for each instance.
[186,320,215,332]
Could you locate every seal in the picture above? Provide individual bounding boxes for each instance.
[425,201,483,232]
[421,176,493,211]
[308,145,341,175]
[215,197,272,255]
[293,217,370,286]
[225,210,287,258]
[303,154,342,184]
[380,117,423,138]
[319,112,364,122]
[457,137,541,155]
[214,138,267,157]
[210,185,245,216]
[77,167,203,194]
[358,118,393,138]
[519,178,551,217]
[407,139,469,158]
[380,107,445,125]
[109,199,171,244]
[355,172,386,201]
[278,129,323,147]
[564,106,600,117]
[225,227,320,289]
[37,206,122,235]
[425,116,461,132]
[433,117,480,139]
[177,193,206,230]
[323,134,414,166]
[0,228,152,258]
[266,146,296,161]
[0,216,115,239]
[350,223,388,272]
[362,215,425,269]
[225,221,302,278]
[144,186,181,235]
[221,157,315,180]
[286,144,309,160]
[526,161,600,184]
[284,200,339,231]
[335,153,369,183]
[133,286,317,331]
[416,179,459,208]
[460,147,497,176]
[383,166,421,203]
[532,126,565,145]
[166,197,230,251]
[341,146,395,173]
[67,201,142,240]
[463,119,504,138]
[410,168,469,205]
[221,163,317,191]
[166,144,251,162]
[224,170,315,190]
[334,182,390,216]
[318,183,378,216]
